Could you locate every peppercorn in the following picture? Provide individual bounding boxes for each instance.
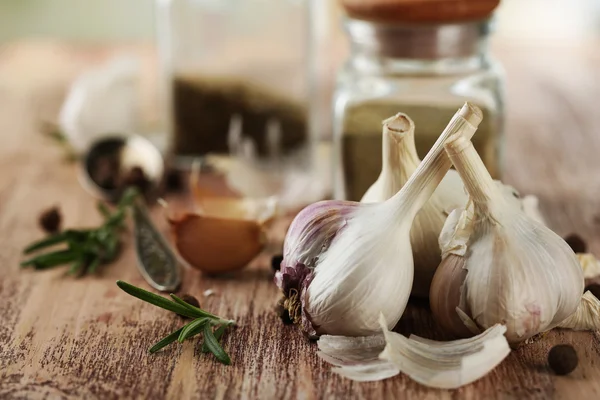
[564,233,587,254]
[181,294,200,308]
[548,344,578,375]
[39,206,62,234]
[271,255,283,272]
[275,303,293,325]
[165,168,184,192]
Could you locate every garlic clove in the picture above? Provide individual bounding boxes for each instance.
[429,253,474,338]
[557,291,600,331]
[378,315,511,389]
[190,159,278,222]
[168,213,265,274]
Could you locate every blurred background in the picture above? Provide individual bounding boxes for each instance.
[1,0,599,43]
[2,0,600,207]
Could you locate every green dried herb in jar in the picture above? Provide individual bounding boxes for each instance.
[333,0,504,201]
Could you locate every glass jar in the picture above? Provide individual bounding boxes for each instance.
[155,0,315,168]
[332,18,504,201]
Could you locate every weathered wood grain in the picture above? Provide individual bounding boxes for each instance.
[2,40,600,399]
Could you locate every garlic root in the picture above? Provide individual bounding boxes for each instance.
[557,291,600,331]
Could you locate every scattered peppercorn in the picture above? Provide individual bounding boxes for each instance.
[548,344,578,375]
[275,303,293,325]
[181,294,200,308]
[271,255,283,272]
[564,233,587,254]
[39,206,62,234]
[165,168,184,192]
[120,166,151,194]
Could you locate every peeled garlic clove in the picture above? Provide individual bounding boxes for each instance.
[168,213,265,274]
[557,291,600,331]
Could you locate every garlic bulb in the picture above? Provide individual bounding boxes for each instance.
[430,134,584,344]
[275,103,482,337]
[361,113,469,297]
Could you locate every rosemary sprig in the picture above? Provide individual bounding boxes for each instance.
[116,280,235,365]
[21,188,139,275]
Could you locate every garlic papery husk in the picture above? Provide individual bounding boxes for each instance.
[430,134,584,344]
[577,253,600,280]
[360,114,545,297]
[361,113,470,297]
[557,291,600,330]
[275,103,483,337]
[316,314,510,388]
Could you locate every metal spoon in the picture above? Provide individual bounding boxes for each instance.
[80,134,181,292]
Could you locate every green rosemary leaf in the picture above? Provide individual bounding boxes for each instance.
[149,327,184,354]
[87,258,101,274]
[202,324,228,353]
[116,280,200,319]
[170,294,217,319]
[178,318,209,343]
[97,202,112,219]
[203,324,231,365]
[68,259,85,275]
[21,249,79,269]
[23,230,80,254]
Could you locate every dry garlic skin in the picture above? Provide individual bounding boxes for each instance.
[306,208,415,336]
[464,215,582,342]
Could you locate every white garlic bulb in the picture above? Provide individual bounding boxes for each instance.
[361,114,469,297]
[430,133,584,344]
[275,103,483,337]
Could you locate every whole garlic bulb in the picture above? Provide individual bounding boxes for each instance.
[361,114,469,297]
[275,103,483,337]
[430,134,584,344]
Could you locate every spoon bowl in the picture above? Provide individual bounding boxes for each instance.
[80,134,164,203]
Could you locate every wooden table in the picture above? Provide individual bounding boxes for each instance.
[2,40,600,399]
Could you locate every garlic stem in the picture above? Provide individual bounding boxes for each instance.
[386,103,482,219]
[379,114,420,186]
[445,134,503,215]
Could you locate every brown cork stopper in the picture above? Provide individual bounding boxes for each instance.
[340,0,500,24]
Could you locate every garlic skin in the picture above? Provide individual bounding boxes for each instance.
[275,103,483,337]
[361,114,469,297]
[317,313,511,388]
[430,135,584,344]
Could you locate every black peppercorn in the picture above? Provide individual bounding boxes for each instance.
[271,255,283,272]
[564,233,587,254]
[165,168,184,192]
[275,303,293,325]
[181,294,200,309]
[39,206,62,234]
[548,344,578,375]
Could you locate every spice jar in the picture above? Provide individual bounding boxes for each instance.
[155,0,314,165]
[333,0,504,201]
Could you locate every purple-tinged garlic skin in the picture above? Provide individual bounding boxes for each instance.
[275,200,358,336]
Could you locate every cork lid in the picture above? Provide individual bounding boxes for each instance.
[340,0,500,24]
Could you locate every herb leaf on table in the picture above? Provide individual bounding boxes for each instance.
[21,188,139,275]
[117,280,236,365]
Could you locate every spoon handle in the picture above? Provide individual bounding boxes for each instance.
[132,200,181,292]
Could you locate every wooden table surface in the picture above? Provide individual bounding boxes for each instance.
[2,40,600,400]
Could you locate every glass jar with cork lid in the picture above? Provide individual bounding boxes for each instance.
[333,0,504,201]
